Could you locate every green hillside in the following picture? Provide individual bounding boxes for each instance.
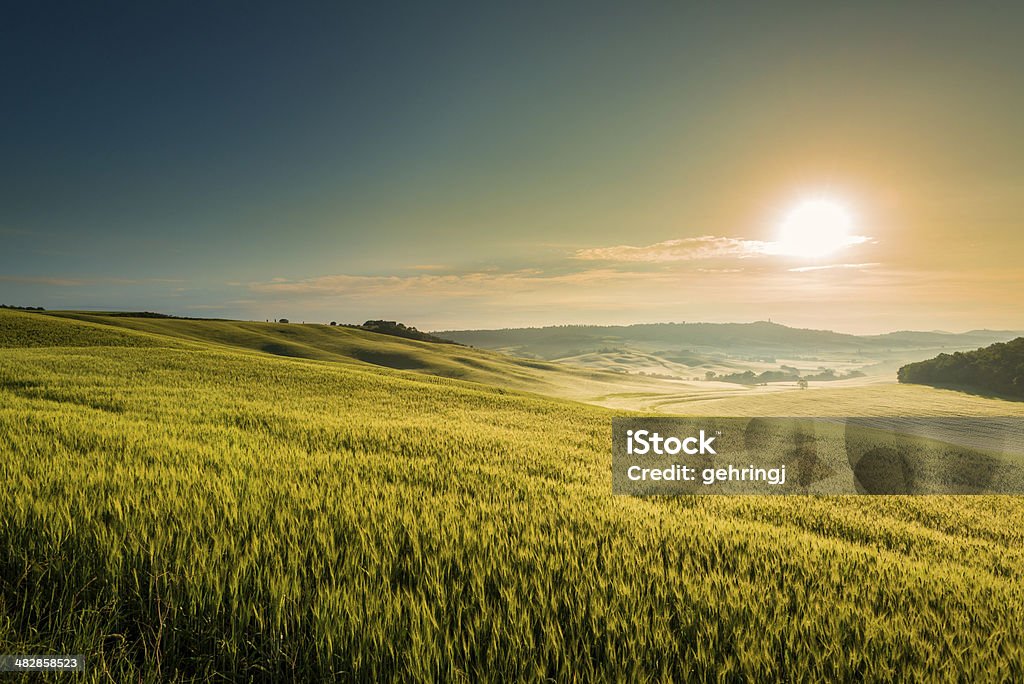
[38,311,680,401]
[0,308,177,349]
[8,309,1019,418]
[2,310,1024,680]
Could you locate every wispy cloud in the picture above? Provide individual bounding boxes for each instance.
[0,275,87,286]
[0,275,186,286]
[574,233,873,263]
[248,268,639,298]
[230,258,1024,333]
[788,262,880,273]
[574,236,771,262]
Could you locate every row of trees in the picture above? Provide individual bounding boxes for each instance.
[897,337,1024,399]
[704,368,865,386]
[277,319,460,345]
[356,320,461,345]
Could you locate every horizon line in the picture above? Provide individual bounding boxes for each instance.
[8,306,1023,339]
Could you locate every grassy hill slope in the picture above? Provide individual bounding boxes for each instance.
[14,310,1022,418]
[36,311,698,402]
[0,308,181,349]
[1,309,1024,680]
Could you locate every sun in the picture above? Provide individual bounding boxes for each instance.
[776,199,856,258]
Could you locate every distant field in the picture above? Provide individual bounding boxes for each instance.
[2,309,1023,681]
[439,320,1023,387]
[646,382,1024,417]
[38,311,1005,416]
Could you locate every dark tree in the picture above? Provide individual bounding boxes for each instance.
[898,337,1024,399]
[356,320,461,345]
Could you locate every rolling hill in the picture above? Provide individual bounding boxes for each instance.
[3,308,1024,682]
[2,308,1024,680]
[27,310,697,405]
[437,321,1024,384]
[11,310,1022,417]
[437,321,1023,357]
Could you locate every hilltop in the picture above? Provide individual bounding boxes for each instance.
[347,319,461,345]
[8,310,692,404]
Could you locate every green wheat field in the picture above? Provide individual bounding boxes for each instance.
[2,308,1023,682]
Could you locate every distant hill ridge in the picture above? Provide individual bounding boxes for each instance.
[437,321,1023,355]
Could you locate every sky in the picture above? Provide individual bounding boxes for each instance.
[2,1,1022,333]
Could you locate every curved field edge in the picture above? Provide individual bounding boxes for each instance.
[1,342,1023,681]
[35,310,684,400]
[13,309,1023,417]
[0,309,185,349]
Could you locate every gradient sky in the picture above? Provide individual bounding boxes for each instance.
[2,1,1022,333]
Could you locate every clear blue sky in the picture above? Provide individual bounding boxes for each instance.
[3,1,1022,332]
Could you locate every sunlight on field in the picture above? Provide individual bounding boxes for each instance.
[2,310,1023,681]
[673,382,1024,417]
[44,311,699,405]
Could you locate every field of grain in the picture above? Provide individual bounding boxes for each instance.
[43,311,704,407]
[1,309,1023,681]
[664,381,1024,417]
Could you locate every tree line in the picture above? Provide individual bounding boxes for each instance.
[898,337,1024,399]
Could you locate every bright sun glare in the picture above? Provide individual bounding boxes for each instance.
[776,199,856,258]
